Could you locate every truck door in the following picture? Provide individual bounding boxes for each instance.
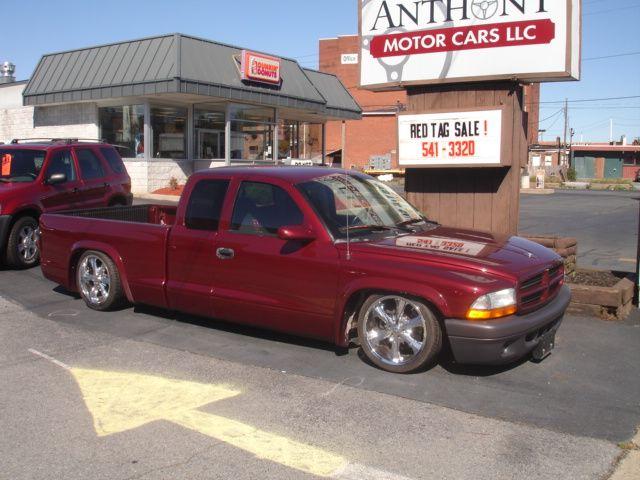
[212,180,340,341]
[40,149,82,211]
[74,147,109,208]
[166,178,230,317]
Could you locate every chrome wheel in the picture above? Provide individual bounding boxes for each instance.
[17,225,39,263]
[363,296,427,367]
[79,255,111,306]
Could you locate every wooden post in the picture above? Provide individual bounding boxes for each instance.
[404,82,528,237]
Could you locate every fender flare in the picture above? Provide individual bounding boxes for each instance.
[69,240,134,303]
[334,277,450,347]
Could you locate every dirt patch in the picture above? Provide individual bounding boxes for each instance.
[152,185,184,196]
[568,269,625,288]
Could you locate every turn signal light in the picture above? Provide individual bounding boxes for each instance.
[466,305,518,320]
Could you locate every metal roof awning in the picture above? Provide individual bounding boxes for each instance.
[23,33,362,120]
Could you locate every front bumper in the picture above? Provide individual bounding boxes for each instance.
[445,285,571,365]
[0,215,12,252]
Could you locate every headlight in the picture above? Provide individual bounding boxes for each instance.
[467,288,517,320]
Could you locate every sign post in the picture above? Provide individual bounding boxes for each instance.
[358,0,582,236]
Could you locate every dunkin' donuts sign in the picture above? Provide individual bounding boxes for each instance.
[240,50,281,85]
[359,0,581,89]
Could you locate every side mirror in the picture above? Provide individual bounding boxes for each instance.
[277,225,317,242]
[46,173,67,185]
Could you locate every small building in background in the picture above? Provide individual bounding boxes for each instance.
[572,144,640,180]
[0,34,360,193]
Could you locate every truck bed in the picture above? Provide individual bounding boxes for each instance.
[40,204,177,308]
[60,204,177,226]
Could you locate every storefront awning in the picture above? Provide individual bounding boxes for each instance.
[22,33,361,120]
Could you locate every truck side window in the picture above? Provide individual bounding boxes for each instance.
[231,181,304,236]
[185,179,230,231]
[46,150,76,181]
[76,149,106,180]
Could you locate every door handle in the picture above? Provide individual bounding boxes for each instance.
[216,247,235,260]
[72,187,79,193]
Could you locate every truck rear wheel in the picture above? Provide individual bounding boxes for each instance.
[357,294,442,374]
[6,216,40,269]
[76,251,124,311]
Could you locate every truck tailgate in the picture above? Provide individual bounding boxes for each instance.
[40,212,172,308]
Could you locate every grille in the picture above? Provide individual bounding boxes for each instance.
[518,263,564,313]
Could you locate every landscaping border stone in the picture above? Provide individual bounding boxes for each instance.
[567,274,635,321]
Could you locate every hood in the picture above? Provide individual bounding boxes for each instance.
[350,225,561,279]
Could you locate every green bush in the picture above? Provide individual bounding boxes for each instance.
[590,178,632,185]
[567,168,577,181]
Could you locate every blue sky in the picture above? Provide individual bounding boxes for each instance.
[3,0,639,142]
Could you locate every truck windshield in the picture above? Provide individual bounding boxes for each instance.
[298,173,430,240]
[0,149,46,183]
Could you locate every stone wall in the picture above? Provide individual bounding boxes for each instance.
[123,160,193,194]
[0,103,99,144]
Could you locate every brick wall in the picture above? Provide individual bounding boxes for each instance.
[319,35,405,170]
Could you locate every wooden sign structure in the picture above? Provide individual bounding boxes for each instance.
[404,82,527,236]
[359,0,582,237]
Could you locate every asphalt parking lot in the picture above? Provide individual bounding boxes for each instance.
[1,264,639,479]
[520,190,639,273]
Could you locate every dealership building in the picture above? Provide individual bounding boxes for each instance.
[0,34,361,193]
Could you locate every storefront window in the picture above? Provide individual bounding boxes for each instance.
[229,104,275,162]
[278,121,300,160]
[99,105,144,158]
[151,106,187,159]
[299,123,323,162]
[194,107,226,159]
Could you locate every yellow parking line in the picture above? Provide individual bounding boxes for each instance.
[172,409,346,477]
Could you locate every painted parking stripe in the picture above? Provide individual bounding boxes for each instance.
[29,349,415,479]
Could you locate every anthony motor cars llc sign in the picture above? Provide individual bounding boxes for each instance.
[240,50,281,85]
[360,0,581,88]
[399,109,503,166]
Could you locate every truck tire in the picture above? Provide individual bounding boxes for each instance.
[76,251,125,311]
[6,216,40,269]
[357,294,442,374]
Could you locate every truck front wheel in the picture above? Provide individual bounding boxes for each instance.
[76,251,124,311]
[357,294,442,374]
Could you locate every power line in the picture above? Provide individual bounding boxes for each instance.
[583,51,640,61]
[530,95,640,105]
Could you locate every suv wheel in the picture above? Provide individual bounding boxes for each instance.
[357,294,442,374]
[6,217,40,269]
[76,251,125,311]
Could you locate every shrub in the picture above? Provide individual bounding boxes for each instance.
[169,176,179,190]
[567,168,577,181]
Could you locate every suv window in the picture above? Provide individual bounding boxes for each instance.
[0,149,46,183]
[46,150,76,182]
[231,182,304,235]
[185,180,230,231]
[100,147,126,174]
[76,149,106,180]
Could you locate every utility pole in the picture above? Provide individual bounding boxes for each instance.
[562,98,569,166]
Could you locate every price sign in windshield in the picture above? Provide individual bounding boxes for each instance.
[1,154,12,176]
[398,109,503,167]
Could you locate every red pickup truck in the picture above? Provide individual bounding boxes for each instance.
[0,140,132,268]
[40,167,570,373]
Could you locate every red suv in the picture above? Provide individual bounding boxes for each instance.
[0,139,132,268]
